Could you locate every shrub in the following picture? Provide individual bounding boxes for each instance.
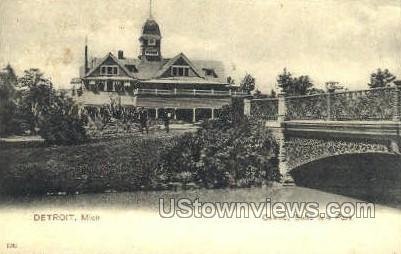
[158,115,280,188]
[0,162,59,196]
[38,92,87,145]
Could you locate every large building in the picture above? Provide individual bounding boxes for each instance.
[71,10,246,122]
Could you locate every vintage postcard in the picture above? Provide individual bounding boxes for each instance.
[0,0,401,253]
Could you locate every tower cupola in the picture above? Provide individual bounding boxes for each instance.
[139,1,162,61]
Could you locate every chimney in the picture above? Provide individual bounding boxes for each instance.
[84,36,89,75]
[118,50,124,59]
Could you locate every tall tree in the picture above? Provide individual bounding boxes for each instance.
[277,68,293,95]
[16,69,53,134]
[368,68,396,88]
[17,68,87,143]
[239,73,256,93]
[277,68,314,96]
[0,65,18,136]
[293,75,313,95]
[0,64,17,100]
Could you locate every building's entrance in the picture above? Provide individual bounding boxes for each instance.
[176,109,194,122]
[196,108,212,121]
[106,81,113,92]
[157,108,175,120]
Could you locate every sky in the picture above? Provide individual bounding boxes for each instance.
[0,0,401,92]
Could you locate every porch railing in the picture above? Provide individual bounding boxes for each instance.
[133,88,249,96]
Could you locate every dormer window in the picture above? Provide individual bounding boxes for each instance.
[100,65,118,76]
[171,66,190,76]
[145,50,159,56]
[203,68,218,78]
[148,39,156,46]
[125,64,138,73]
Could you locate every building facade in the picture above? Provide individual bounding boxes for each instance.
[71,14,246,122]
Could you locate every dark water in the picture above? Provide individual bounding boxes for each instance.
[291,153,401,208]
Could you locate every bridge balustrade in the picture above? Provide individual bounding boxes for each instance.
[286,93,328,120]
[330,87,395,121]
[246,84,401,122]
[249,98,279,121]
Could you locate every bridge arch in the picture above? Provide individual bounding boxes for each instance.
[289,153,401,206]
[287,150,396,174]
[281,132,399,173]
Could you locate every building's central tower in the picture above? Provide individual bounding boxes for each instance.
[139,16,162,62]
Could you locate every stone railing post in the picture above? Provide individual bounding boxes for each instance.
[392,81,401,121]
[391,81,401,154]
[272,91,293,185]
[326,88,335,121]
[277,93,287,123]
[243,98,251,116]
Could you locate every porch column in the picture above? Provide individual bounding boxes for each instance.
[192,108,196,123]
[103,82,107,92]
[174,108,177,120]
[211,108,215,120]
[155,108,159,119]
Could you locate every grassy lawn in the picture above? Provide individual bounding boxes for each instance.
[0,130,184,196]
[0,118,280,197]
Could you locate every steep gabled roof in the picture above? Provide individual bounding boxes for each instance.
[82,53,227,84]
[193,60,226,83]
[85,52,134,78]
[155,53,203,78]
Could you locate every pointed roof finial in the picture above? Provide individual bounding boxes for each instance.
[149,0,153,18]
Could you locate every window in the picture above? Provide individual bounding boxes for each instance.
[125,64,138,73]
[107,66,113,75]
[203,68,218,78]
[100,65,119,76]
[145,50,159,56]
[171,66,190,77]
[148,39,156,46]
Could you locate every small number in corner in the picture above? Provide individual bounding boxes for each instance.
[6,243,18,249]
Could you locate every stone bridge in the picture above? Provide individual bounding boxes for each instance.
[244,82,401,184]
